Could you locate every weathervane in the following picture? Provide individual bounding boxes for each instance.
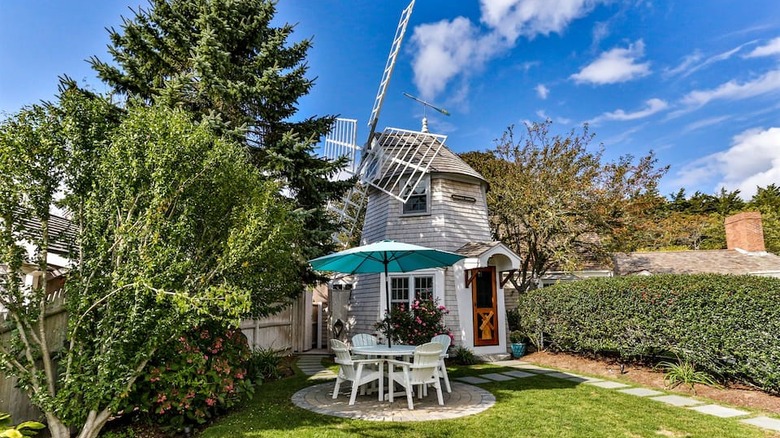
[402,92,450,133]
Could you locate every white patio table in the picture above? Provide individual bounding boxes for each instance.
[351,344,417,359]
[351,345,417,401]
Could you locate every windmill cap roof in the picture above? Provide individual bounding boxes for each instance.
[375,130,486,183]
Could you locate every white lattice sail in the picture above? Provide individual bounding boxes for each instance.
[362,127,447,203]
[322,118,359,181]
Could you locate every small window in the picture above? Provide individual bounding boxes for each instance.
[415,276,433,301]
[389,274,434,310]
[402,177,429,215]
[390,277,409,311]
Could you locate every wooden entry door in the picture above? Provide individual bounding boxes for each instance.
[471,267,498,346]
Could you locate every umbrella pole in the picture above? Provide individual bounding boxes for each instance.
[384,257,392,348]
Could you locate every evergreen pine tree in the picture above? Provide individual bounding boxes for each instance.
[90,0,351,287]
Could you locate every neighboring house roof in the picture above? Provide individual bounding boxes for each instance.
[19,214,74,256]
[613,250,780,276]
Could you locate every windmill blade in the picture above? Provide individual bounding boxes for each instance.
[366,0,416,146]
[321,118,360,181]
[361,127,447,203]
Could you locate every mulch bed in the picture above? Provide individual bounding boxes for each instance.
[523,350,780,415]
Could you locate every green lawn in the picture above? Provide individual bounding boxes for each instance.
[200,361,777,438]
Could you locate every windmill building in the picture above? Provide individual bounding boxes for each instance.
[321,0,521,357]
[329,129,522,357]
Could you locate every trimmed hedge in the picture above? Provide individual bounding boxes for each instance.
[517,274,780,394]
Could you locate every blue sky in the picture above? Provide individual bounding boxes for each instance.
[2,1,780,199]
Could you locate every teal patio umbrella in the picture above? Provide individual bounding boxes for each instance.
[309,240,466,347]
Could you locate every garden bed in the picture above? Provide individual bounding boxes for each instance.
[525,350,780,415]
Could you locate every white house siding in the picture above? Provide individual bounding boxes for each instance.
[348,273,381,336]
[362,176,490,250]
[348,174,493,345]
[361,191,391,244]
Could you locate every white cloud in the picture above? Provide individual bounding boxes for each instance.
[479,0,607,42]
[745,37,780,58]
[673,127,780,199]
[535,84,549,99]
[665,42,755,79]
[411,0,607,99]
[663,51,702,78]
[571,40,651,85]
[681,69,780,108]
[683,115,731,133]
[410,18,501,100]
[589,98,668,124]
[591,21,610,50]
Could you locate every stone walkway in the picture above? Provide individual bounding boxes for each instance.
[291,356,780,433]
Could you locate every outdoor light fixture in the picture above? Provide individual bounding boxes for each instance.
[333,319,344,339]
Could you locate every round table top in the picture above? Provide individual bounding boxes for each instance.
[352,344,417,356]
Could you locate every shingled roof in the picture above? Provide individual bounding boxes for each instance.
[372,130,485,183]
[456,241,502,257]
[614,250,780,276]
[17,213,74,256]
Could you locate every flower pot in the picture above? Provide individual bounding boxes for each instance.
[510,343,526,358]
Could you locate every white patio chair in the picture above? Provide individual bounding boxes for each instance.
[430,334,452,393]
[330,339,384,405]
[351,333,377,360]
[386,342,444,410]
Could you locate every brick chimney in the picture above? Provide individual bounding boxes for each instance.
[724,212,765,252]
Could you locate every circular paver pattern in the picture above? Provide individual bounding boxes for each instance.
[292,381,495,422]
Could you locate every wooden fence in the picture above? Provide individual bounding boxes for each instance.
[1,289,321,421]
[0,289,66,421]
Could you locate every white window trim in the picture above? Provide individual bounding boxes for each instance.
[400,175,431,216]
[379,269,444,320]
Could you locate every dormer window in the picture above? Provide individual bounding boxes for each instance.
[402,176,429,215]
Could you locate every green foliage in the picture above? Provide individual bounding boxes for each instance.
[461,121,667,291]
[57,104,302,423]
[0,412,46,437]
[127,321,254,431]
[99,430,136,438]
[657,360,720,395]
[90,0,352,285]
[517,274,780,394]
[749,184,780,254]
[246,347,283,383]
[509,330,527,344]
[1,85,305,437]
[376,299,452,346]
[451,346,480,365]
[506,308,521,331]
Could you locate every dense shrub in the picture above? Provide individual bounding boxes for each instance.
[127,320,254,431]
[246,347,282,382]
[451,345,480,365]
[517,274,780,394]
[376,299,453,345]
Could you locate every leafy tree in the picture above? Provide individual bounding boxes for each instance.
[749,184,780,254]
[461,121,666,291]
[90,0,352,286]
[0,88,303,437]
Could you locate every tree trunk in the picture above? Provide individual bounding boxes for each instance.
[45,413,70,438]
[75,409,112,438]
